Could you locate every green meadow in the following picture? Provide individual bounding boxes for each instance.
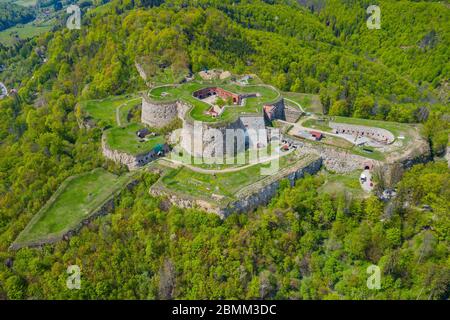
[14,169,132,246]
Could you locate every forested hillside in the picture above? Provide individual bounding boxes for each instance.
[0,0,448,299]
[1,164,448,299]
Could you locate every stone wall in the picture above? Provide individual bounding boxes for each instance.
[264,98,286,122]
[284,132,431,174]
[285,105,302,123]
[222,156,322,217]
[446,146,450,168]
[180,117,248,158]
[177,101,191,119]
[281,135,374,173]
[150,156,322,219]
[101,134,157,170]
[329,122,395,144]
[141,96,178,128]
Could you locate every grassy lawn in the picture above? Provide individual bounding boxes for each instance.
[148,82,279,124]
[80,94,139,127]
[161,165,263,199]
[0,22,52,46]
[81,95,138,126]
[118,98,141,126]
[169,150,248,170]
[282,92,323,114]
[169,148,288,170]
[12,0,37,6]
[160,152,311,201]
[302,118,332,132]
[14,169,132,245]
[351,145,385,161]
[321,135,354,149]
[319,170,365,198]
[105,123,165,156]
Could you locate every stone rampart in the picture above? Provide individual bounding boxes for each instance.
[101,134,157,170]
[329,122,395,144]
[141,96,178,128]
[150,155,322,219]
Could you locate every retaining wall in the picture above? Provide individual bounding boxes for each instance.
[141,96,178,128]
[329,122,395,144]
[101,134,157,170]
[150,155,322,219]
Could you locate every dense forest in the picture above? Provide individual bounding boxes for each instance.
[0,3,36,31]
[0,0,448,299]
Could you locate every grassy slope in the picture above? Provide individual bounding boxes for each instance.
[160,152,310,201]
[0,22,52,46]
[282,92,323,114]
[80,94,139,127]
[11,0,36,7]
[319,170,364,198]
[14,169,132,245]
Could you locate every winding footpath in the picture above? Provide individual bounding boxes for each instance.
[161,149,295,175]
[283,97,305,113]
[115,98,140,127]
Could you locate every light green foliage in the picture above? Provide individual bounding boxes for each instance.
[0,0,448,300]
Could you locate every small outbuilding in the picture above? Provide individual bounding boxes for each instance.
[310,131,323,141]
[136,128,150,138]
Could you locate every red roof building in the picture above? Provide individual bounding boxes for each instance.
[310,131,323,140]
[193,87,241,104]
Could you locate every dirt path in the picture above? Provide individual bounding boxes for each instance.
[279,119,349,142]
[115,98,140,127]
[284,97,305,113]
[115,104,123,126]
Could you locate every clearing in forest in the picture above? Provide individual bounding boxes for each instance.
[13,168,132,248]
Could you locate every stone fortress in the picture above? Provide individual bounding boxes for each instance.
[142,83,288,159]
[140,72,428,171]
[141,95,187,128]
[329,122,395,145]
[106,70,430,217]
[101,134,168,170]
